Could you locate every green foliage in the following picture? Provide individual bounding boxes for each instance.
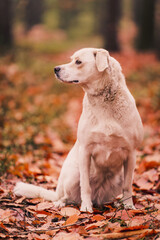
[0,151,15,177]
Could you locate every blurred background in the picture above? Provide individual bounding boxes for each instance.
[0,0,160,178]
[0,0,160,54]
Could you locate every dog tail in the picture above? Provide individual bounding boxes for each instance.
[14,182,57,202]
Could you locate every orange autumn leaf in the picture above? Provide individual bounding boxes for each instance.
[78,226,88,235]
[138,160,160,174]
[0,222,9,232]
[119,224,149,232]
[91,214,106,221]
[85,221,106,230]
[64,214,79,225]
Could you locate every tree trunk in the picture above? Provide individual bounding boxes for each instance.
[133,0,156,50]
[0,0,13,47]
[58,0,79,31]
[99,0,122,52]
[24,0,44,31]
[154,0,160,59]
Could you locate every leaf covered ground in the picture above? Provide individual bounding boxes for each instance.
[0,28,160,239]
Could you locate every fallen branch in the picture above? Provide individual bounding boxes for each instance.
[91,229,160,239]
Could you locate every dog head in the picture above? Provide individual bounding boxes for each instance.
[54,48,110,85]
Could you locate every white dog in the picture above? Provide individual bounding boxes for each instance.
[14,48,143,212]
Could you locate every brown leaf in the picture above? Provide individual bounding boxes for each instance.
[136,177,154,190]
[60,207,80,217]
[138,160,160,174]
[115,210,134,221]
[128,209,146,215]
[78,226,88,235]
[0,222,9,232]
[15,196,26,204]
[54,232,82,240]
[129,216,148,227]
[143,169,159,182]
[28,232,50,240]
[36,210,52,217]
[0,187,5,193]
[85,221,106,230]
[91,214,106,221]
[0,233,6,238]
[26,198,42,204]
[118,224,149,232]
[64,214,79,225]
[0,209,13,223]
[37,202,53,211]
[37,216,52,230]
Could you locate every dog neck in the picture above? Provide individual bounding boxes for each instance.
[89,84,117,102]
[82,74,118,103]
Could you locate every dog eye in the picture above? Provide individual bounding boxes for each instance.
[75,60,82,65]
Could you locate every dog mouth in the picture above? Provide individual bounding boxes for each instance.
[55,73,79,84]
[61,79,79,84]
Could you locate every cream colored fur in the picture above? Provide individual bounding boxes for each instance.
[14,48,143,212]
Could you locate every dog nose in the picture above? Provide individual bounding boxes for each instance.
[54,67,61,74]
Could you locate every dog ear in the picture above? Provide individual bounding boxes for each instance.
[95,49,109,72]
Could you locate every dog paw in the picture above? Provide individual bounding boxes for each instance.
[119,198,136,210]
[80,202,93,213]
[124,203,136,210]
[115,197,136,210]
[53,200,66,208]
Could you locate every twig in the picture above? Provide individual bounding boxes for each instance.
[91,229,160,239]
[7,219,85,236]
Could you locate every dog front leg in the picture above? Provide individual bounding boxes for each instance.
[122,150,136,209]
[79,146,93,213]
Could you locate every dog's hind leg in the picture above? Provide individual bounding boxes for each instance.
[122,150,136,209]
[53,141,81,207]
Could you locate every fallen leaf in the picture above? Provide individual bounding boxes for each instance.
[0,187,5,193]
[26,198,42,204]
[28,232,50,240]
[37,202,53,211]
[145,161,160,170]
[54,232,82,240]
[118,224,149,232]
[91,214,106,221]
[64,214,79,225]
[0,222,9,232]
[60,207,80,217]
[0,233,6,238]
[78,226,88,235]
[115,210,134,221]
[15,196,26,204]
[85,220,107,230]
[143,168,159,182]
[129,216,148,227]
[136,177,154,190]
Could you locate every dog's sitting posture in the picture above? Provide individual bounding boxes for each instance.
[14,48,143,212]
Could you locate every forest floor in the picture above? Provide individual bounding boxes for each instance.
[0,26,160,239]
